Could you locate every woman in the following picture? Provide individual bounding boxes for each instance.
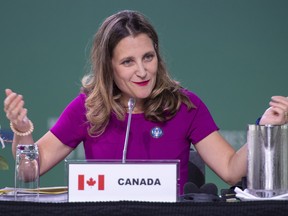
[4,10,288,195]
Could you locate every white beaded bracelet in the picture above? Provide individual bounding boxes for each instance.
[10,120,34,136]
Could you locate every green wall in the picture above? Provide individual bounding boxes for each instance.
[1,0,288,192]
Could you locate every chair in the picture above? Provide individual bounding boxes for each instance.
[187,148,205,188]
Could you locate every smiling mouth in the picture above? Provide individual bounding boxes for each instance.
[133,80,150,86]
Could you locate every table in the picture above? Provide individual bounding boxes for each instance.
[1,200,288,216]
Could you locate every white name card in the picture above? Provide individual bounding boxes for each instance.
[67,161,179,202]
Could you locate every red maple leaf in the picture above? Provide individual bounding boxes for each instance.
[86,177,96,186]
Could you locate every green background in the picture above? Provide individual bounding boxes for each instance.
[1,0,288,192]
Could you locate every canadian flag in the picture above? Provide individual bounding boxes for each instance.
[78,174,105,190]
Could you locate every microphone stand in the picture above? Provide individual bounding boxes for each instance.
[122,98,135,163]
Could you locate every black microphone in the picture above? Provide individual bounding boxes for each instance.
[122,98,136,163]
[200,183,218,196]
[183,182,200,194]
[180,182,220,202]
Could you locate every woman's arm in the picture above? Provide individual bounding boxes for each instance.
[4,89,34,157]
[4,88,73,176]
[36,131,73,175]
[195,131,247,185]
[195,95,288,186]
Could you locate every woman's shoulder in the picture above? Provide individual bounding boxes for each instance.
[63,92,86,113]
[180,88,203,105]
[71,92,86,104]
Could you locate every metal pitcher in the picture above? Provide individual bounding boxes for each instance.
[247,124,288,198]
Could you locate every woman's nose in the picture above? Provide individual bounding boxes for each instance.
[135,62,147,78]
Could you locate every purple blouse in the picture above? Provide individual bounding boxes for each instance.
[50,89,219,194]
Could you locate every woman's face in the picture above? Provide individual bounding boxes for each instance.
[111,33,158,109]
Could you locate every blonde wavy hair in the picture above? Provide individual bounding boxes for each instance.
[82,10,194,136]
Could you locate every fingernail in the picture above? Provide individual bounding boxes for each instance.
[23,116,28,123]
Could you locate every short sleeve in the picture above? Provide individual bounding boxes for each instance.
[185,91,219,144]
[50,94,88,148]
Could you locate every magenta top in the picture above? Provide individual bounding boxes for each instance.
[50,89,219,194]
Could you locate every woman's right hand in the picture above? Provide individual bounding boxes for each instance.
[3,89,31,133]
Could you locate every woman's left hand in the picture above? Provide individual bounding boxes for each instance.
[260,96,288,125]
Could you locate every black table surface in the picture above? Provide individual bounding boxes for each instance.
[1,200,288,216]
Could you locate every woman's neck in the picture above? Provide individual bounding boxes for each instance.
[131,106,143,114]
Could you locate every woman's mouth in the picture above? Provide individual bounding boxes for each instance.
[133,80,150,86]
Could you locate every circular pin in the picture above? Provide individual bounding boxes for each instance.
[151,126,163,138]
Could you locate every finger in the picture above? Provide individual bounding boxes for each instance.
[6,100,25,121]
[4,92,18,112]
[5,93,23,112]
[269,101,288,112]
[8,96,24,115]
[268,107,287,125]
[10,94,24,111]
[271,96,288,106]
[3,89,14,111]
[5,88,13,97]
[10,109,28,126]
[269,96,288,111]
[269,106,286,118]
[8,108,29,131]
[271,95,288,100]
[17,108,28,123]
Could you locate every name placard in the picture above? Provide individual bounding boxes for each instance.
[67,161,179,202]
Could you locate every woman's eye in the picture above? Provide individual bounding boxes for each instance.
[122,59,133,66]
[144,54,154,62]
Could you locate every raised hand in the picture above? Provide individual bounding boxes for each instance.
[3,89,31,133]
[260,96,288,125]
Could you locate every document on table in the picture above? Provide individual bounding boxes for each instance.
[0,186,68,202]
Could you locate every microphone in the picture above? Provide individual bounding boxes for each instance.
[200,183,218,196]
[180,182,220,202]
[184,182,200,194]
[122,98,136,163]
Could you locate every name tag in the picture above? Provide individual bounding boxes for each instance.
[67,161,179,202]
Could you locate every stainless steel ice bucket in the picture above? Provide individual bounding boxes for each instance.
[247,124,288,198]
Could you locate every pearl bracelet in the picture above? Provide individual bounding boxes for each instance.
[10,120,34,136]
